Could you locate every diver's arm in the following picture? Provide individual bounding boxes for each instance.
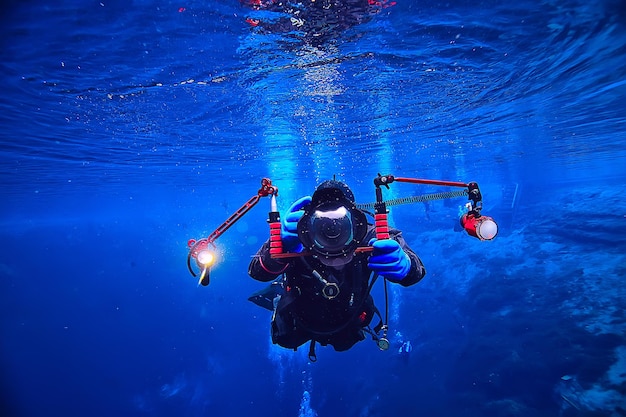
[248,240,289,282]
[388,228,426,287]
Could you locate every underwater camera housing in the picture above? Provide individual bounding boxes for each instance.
[297,186,368,267]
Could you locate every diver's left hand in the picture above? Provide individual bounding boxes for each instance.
[367,238,411,282]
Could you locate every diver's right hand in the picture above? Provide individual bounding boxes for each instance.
[281,196,312,252]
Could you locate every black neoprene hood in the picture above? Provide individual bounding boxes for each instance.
[310,180,355,204]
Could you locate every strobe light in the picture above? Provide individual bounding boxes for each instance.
[195,248,216,287]
[196,249,215,268]
[460,212,498,241]
[187,238,217,286]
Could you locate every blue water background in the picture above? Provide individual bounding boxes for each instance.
[1,0,626,416]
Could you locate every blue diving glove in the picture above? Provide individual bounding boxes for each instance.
[281,196,312,252]
[367,238,411,282]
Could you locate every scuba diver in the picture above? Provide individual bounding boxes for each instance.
[248,180,425,353]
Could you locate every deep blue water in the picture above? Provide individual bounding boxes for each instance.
[1,0,626,416]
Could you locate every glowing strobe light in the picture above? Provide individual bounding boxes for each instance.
[195,249,216,287]
[196,250,215,267]
[187,239,218,286]
[461,213,498,241]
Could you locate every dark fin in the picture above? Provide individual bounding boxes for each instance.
[248,278,284,311]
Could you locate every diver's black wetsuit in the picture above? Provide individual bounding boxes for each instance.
[248,226,425,351]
